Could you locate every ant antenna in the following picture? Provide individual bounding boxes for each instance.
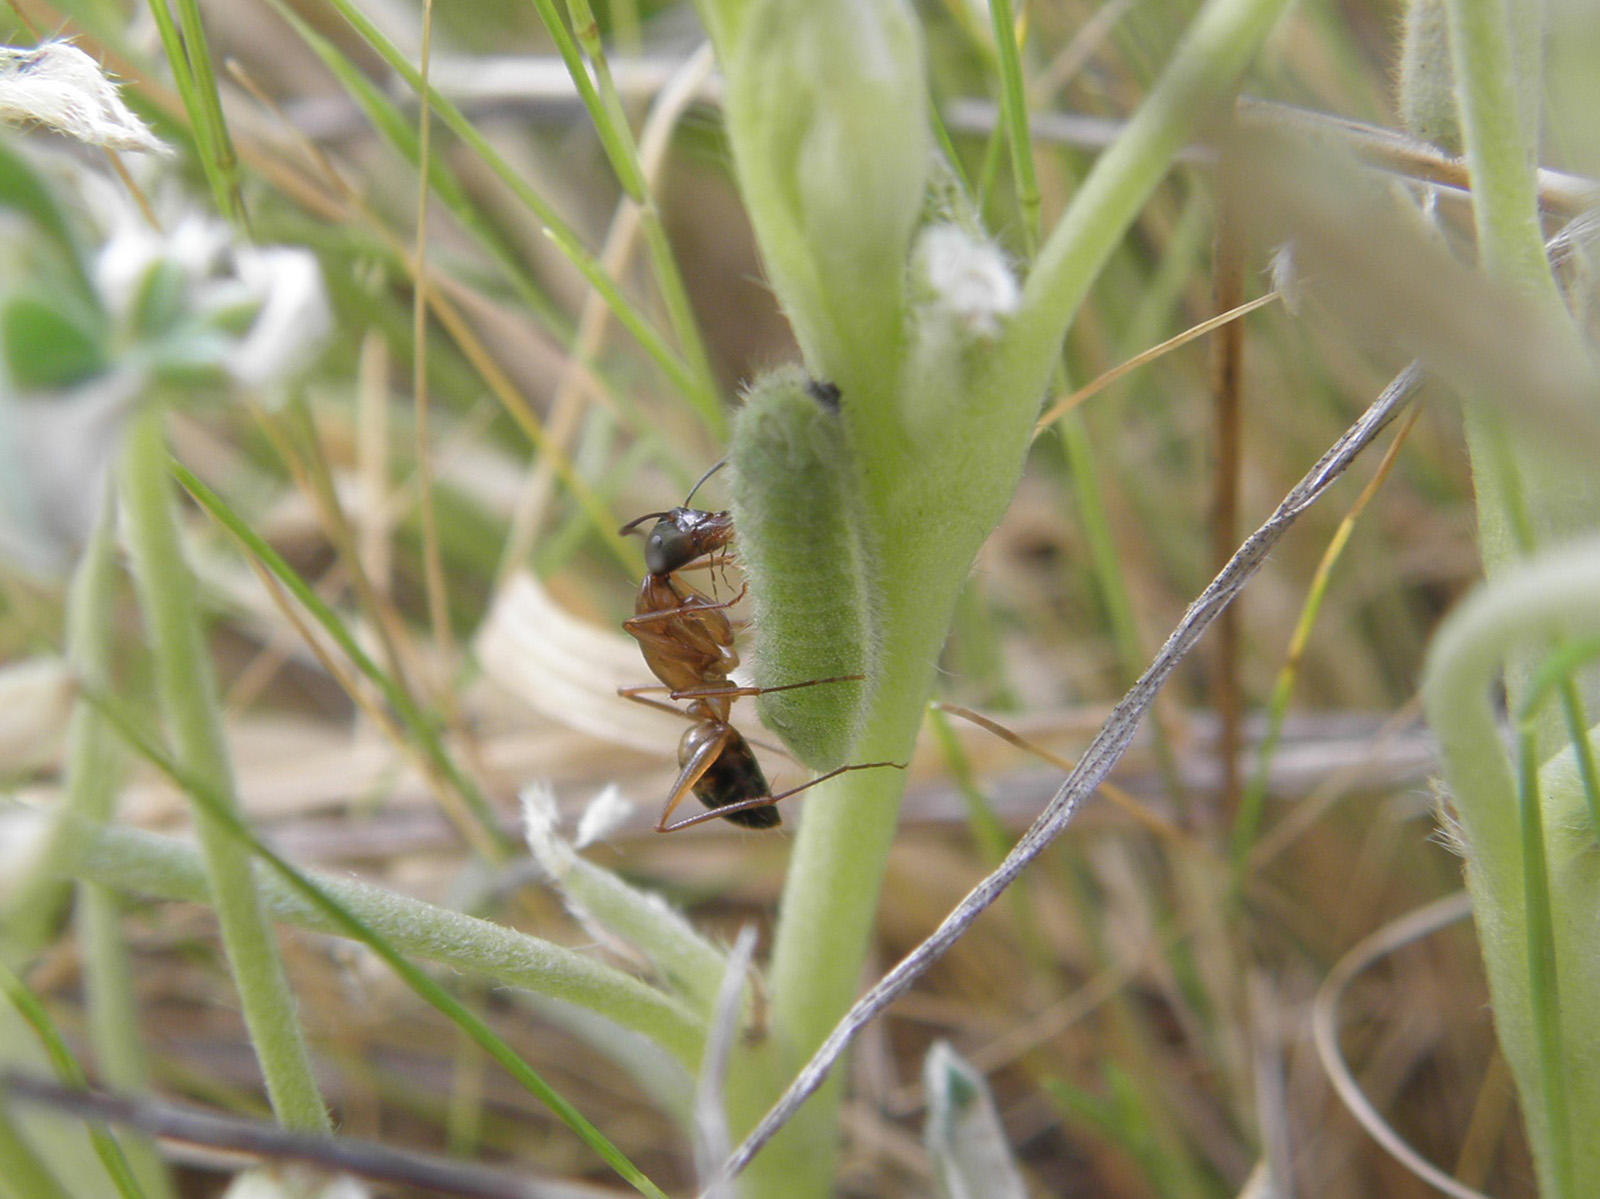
[683,460,728,507]
[619,510,672,536]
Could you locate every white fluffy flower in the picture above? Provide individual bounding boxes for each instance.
[227,245,332,388]
[93,216,330,389]
[912,223,1020,341]
[0,41,167,154]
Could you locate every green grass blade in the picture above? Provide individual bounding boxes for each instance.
[308,0,706,409]
[986,0,1040,249]
[170,461,516,858]
[0,964,149,1199]
[146,0,243,225]
[1516,728,1572,1199]
[554,0,723,432]
[264,0,572,336]
[1556,682,1600,839]
[79,691,670,1199]
[169,0,244,223]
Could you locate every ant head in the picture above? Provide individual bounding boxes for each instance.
[643,507,734,575]
[620,463,735,575]
[645,515,696,575]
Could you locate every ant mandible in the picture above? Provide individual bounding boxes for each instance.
[619,463,893,832]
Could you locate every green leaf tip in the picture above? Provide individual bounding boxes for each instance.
[730,365,876,771]
[2,293,109,390]
[720,0,929,377]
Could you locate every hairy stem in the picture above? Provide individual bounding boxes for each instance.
[120,407,330,1133]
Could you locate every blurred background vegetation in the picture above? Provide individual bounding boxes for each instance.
[0,0,1542,1195]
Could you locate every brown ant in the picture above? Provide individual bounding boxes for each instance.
[619,463,894,832]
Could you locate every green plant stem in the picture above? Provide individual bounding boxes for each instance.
[80,886,174,1199]
[720,2,1293,1191]
[65,495,176,1199]
[1515,728,1570,1199]
[1422,536,1600,1191]
[1440,0,1591,599]
[0,1105,70,1199]
[1443,0,1550,287]
[119,407,330,1134]
[995,0,1294,421]
[3,493,120,955]
[0,488,176,1193]
[65,821,707,1068]
[987,0,1040,250]
[726,545,966,1194]
[1430,9,1595,1191]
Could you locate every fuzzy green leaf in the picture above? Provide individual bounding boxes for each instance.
[2,294,108,390]
[730,366,873,770]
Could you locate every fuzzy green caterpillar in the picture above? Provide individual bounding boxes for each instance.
[729,366,876,772]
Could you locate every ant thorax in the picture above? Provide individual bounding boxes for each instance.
[631,572,741,697]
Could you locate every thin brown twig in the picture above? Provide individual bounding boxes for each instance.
[0,1073,627,1199]
[1211,183,1246,831]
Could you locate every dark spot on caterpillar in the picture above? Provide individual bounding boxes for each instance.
[805,378,842,411]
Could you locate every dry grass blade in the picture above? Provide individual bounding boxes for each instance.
[1309,893,1483,1199]
[476,571,685,751]
[720,361,1422,1180]
[1033,291,1281,433]
[0,1073,629,1199]
[695,925,757,1198]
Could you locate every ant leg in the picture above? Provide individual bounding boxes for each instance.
[668,674,864,703]
[658,760,905,833]
[621,621,738,680]
[931,703,1188,842]
[656,724,735,832]
[617,686,697,720]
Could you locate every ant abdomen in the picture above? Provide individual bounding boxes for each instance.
[679,723,781,829]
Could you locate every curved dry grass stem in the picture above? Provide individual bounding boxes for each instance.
[499,42,719,582]
[931,703,1194,844]
[717,361,1422,1182]
[694,925,757,1198]
[1310,892,1484,1199]
[1033,290,1282,433]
